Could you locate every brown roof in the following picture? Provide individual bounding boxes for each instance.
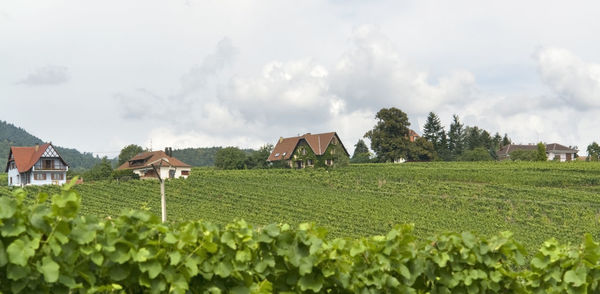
[268,132,349,162]
[5,143,68,173]
[546,143,577,152]
[117,150,191,170]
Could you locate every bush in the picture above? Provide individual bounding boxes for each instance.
[111,169,140,181]
[510,150,538,161]
[214,147,247,170]
[458,147,494,161]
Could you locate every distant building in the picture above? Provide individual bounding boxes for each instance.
[497,143,578,162]
[408,129,420,142]
[267,132,349,168]
[116,149,192,179]
[5,143,69,186]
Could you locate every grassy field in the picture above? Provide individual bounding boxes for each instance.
[2,161,600,253]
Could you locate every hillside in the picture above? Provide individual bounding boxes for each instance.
[171,147,255,166]
[4,161,600,253]
[0,120,101,171]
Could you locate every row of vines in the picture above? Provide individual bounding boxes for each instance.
[1,162,599,253]
[1,185,600,293]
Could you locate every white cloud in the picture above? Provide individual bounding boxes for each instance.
[535,47,600,109]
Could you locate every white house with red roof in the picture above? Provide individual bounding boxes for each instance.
[116,149,192,179]
[5,143,69,186]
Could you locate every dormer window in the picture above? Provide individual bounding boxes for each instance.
[275,153,280,157]
[282,152,287,157]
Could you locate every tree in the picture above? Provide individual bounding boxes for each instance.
[83,157,114,181]
[536,143,547,161]
[510,150,537,161]
[502,134,511,147]
[351,139,371,163]
[422,112,448,160]
[246,144,273,169]
[215,147,247,170]
[364,107,411,162]
[458,147,494,161]
[587,142,600,161]
[407,137,436,161]
[447,114,465,159]
[118,144,144,166]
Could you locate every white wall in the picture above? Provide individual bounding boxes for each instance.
[30,172,67,186]
[7,168,20,186]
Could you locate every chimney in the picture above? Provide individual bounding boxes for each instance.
[35,144,39,152]
[279,137,284,143]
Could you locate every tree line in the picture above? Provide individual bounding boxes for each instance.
[352,107,515,162]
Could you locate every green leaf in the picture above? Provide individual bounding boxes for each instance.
[0,239,7,267]
[39,256,60,283]
[91,252,104,266]
[564,266,587,287]
[169,251,182,265]
[140,260,162,279]
[298,273,323,292]
[7,238,35,266]
[0,197,17,219]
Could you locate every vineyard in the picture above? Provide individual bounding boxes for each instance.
[2,161,600,253]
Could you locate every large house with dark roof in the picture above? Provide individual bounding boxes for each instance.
[497,143,578,162]
[117,149,192,179]
[268,132,349,168]
[5,143,69,186]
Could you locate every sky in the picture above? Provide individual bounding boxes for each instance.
[1,0,600,157]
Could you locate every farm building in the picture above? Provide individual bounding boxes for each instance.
[5,143,69,186]
[267,132,349,168]
[497,143,578,162]
[117,149,192,179]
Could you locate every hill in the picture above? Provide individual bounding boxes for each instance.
[171,147,255,166]
[0,120,101,171]
[4,161,600,253]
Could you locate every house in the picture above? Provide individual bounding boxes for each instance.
[5,143,69,186]
[497,143,578,162]
[116,148,192,179]
[267,132,349,168]
[408,129,420,142]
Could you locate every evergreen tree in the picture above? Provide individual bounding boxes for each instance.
[536,142,548,161]
[502,134,511,147]
[351,139,371,163]
[447,114,465,159]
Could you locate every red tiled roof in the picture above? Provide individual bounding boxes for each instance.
[546,143,577,152]
[5,143,66,173]
[116,150,191,170]
[268,132,349,162]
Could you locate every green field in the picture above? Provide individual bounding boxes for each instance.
[2,161,600,252]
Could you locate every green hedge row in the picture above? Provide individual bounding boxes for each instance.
[0,182,598,293]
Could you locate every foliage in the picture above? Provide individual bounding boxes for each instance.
[171,147,255,167]
[407,137,436,161]
[117,144,144,166]
[0,173,6,187]
[3,185,600,292]
[364,107,412,162]
[82,157,114,181]
[3,162,600,256]
[0,120,102,172]
[215,147,248,170]
[587,142,600,161]
[351,139,371,163]
[458,147,494,161]
[510,150,538,161]
[110,169,140,181]
[422,112,447,159]
[536,142,548,161]
[246,144,273,169]
[447,114,465,159]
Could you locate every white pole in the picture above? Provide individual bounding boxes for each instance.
[160,179,166,223]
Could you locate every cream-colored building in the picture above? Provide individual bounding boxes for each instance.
[117,149,191,179]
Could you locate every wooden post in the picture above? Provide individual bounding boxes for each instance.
[160,178,166,223]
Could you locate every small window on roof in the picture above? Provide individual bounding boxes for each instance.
[275,153,280,157]
[283,152,287,156]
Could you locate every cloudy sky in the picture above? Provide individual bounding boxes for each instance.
[2,0,600,156]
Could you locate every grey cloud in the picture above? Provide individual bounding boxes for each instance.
[118,38,237,123]
[17,65,69,86]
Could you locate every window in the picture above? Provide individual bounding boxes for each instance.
[169,170,176,178]
[331,149,335,155]
[43,160,53,169]
[51,173,64,180]
[302,149,306,155]
[9,177,12,185]
[326,159,333,166]
[181,170,190,176]
[275,153,280,157]
[34,173,47,180]
[283,152,287,157]
[307,159,313,166]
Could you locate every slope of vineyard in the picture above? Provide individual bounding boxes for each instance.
[2,161,600,252]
